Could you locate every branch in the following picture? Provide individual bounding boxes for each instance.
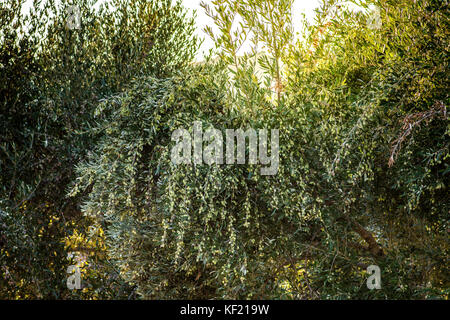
[389,101,447,167]
[343,215,384,257]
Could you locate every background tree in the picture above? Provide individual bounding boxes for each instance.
[0,0,198,299]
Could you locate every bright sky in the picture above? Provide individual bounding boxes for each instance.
[22,0,323,59]
[182,0,321,59]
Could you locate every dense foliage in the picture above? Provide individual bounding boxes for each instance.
[0,0,198,298]
[1,0,448,299]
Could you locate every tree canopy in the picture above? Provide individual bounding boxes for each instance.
[1,0,448,299]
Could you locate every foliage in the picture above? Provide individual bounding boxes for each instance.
[0,0,198,299]
[1,0,448,299]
